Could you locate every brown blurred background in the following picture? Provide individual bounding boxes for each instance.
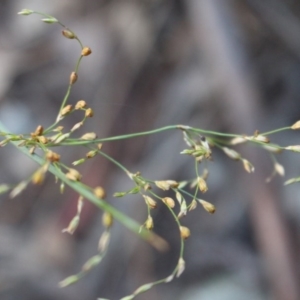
[1,0,300,299]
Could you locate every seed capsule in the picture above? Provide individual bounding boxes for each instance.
[179,226,191,239]
[199,199,216,214]
[62,29,76,39]
[81,47,92,56]
[94,186,106,199]
[70,72,78,85]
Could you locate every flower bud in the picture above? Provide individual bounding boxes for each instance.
[82,255,102,272]
[189,199,197,211]
[62,215,80,234]
[9,181,27,198]
[94,186,106,199]
[230,136,246,145]
[65,169,82,181]
[285,145,300,152]
[143,195,157,209]
[81,47,92,56]
[62,29,76,39]
[145,215,154,230]
[32,168,45,185]
[85,108,94,117]
[155,180,179,191]
[86,150,97,158]
[242,159,255,173]
[179,226,190,239]
[197,177,208,193]
[46,150,61,162]
[70,122,83,132]
[176,257,185,277]
[41,17,58,24]
[98,231,110,252]
[291,120,300,130]
[59,275,79,287]
[102,212,113,228]
[70,72,78,85]
[199,199,216,214]
[60,104,73,116]
[37,136,48,144]
[18,9,34,15]
[80,132,97,140]
[162,197,175,208]
[75,100,87,109]
[222,147,241,160]
[274,162,285,177]
[34,125,44,136]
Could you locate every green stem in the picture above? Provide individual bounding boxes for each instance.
[260,127,291,136]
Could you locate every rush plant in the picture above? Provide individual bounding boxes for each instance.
[0,9,299,300]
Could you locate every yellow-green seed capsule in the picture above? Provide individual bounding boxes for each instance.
[94,186,106,199]
[102,212,113,228]
[62,29,76,39]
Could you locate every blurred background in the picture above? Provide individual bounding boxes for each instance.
[0,0,300,299]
